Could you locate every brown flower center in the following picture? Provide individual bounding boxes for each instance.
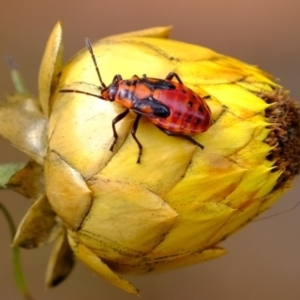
[261,89,300,190]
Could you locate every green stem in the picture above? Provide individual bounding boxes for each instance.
[0,202,35,300]
[5,55,28,94]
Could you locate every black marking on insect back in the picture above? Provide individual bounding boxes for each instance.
[176,112,182,118]
[186,115,193,123]
[123,79,137,87]
[124,80,131,87]
[198,106,203,113]
[132,96,170,118]
[140,77,176,91]
[118,89,130,99]
[131,80,138,87]
[118,89,132,100]
[195,118,202,125]
[187,101,193,108]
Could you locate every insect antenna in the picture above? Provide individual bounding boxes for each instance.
[85,38,107,90]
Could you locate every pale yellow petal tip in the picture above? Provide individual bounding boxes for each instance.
[55,20,63,27]
[53,20,63,33]
[105,26,172,40]
[38,21,63,116]
[68,234,139,295]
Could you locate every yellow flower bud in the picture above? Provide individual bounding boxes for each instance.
[2,22,299,295]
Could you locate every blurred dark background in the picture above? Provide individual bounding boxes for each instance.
[0,1,300,299]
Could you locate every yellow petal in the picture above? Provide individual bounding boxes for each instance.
[45,150,92,229]
[0,94,47,164]
[46,227,75,288]
[7,160,44,199]
[38,21,63,116]
[68,232,139,295]
[13,195,57,248]
[104,26,172,39]
[79,177,177,260]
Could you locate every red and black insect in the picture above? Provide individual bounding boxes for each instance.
[60,38,212,163]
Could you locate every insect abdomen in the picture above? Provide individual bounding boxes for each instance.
[149,84,212,134]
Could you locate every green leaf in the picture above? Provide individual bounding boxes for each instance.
[0,162,26,189]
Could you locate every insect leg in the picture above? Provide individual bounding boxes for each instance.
[165,72,183,84]
[110,109,129,151]
[131,114,143,163]
[158,127,204,150]
[112,74,123,83]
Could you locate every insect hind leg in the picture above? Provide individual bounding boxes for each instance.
[158,127,204,149]
[165,72,183,84]
[131,114,143,163]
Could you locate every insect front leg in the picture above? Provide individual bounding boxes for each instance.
[158,127,204,150]
[112,74,123,83]
[131,114,143,164]
[110,109,129,151]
